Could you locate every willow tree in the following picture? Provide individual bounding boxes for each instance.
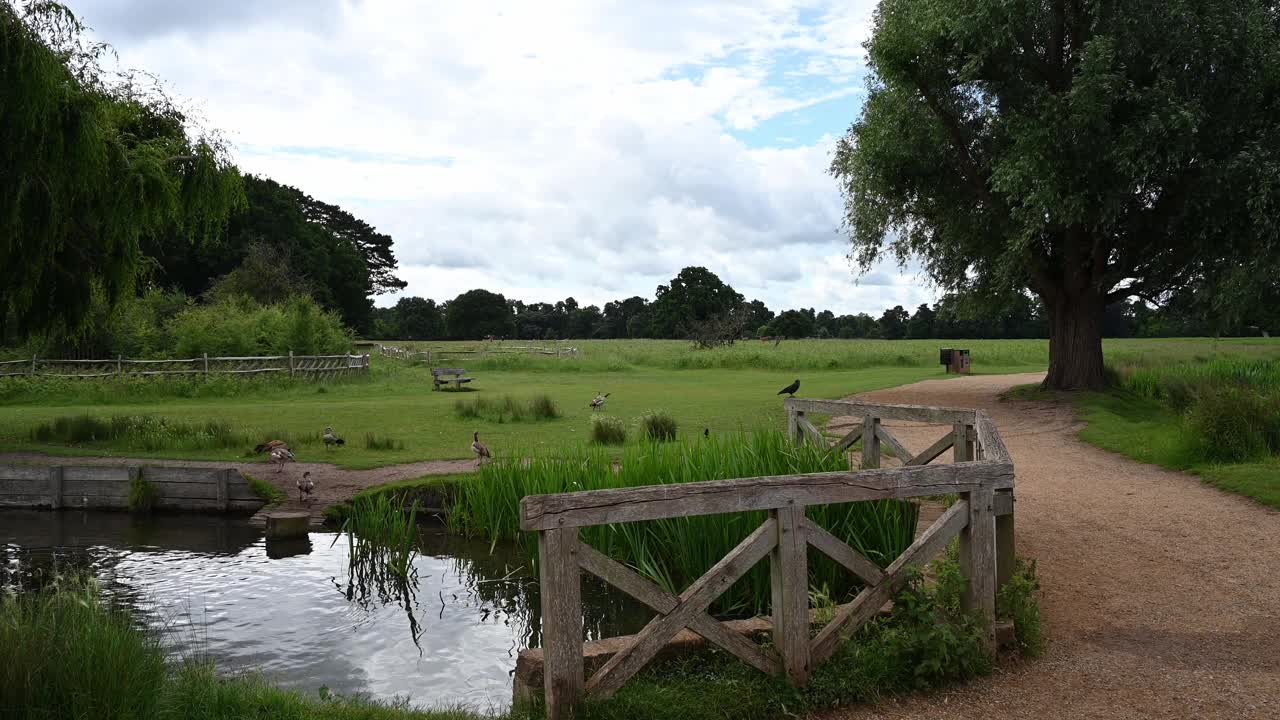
[1,2,242,338]
[832,0,1280,389]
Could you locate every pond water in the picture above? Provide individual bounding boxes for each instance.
[0,510,650,712]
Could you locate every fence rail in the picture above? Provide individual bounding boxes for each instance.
[379,343,578,363]
[523,398,1015,719]
[0,353,370,381]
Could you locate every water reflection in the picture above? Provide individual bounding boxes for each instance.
[0,510,650,710]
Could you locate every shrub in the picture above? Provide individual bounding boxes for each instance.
[28,414,255,452]
[364,433,405,451]
[1185,387,1270,462]
[638,412,678,442]
[169,295,352,357]
[246,475,286,506]
[453,394,561,423]
[128,476,158,513]
[589,415,627,445]
[997,558,1044,657]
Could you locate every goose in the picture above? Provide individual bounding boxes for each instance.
[471,431,491,465]
[253,439,289,454]
[322,426,345,450]
[297,471,315,502]
[269,447,295,473]
[777,379,800,397]
[589,392,610,410]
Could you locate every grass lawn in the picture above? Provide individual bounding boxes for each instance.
[1007,385,1280,509]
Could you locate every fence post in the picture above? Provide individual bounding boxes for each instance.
[217,469,230,511]
[861,416,880,469]
[30,355,36,377]
[47,466,63,509]
[117,355,123,377]
[539,527,583,719]
[995,490,1016,594]
[960,483,997,656]
[288,350,295,378]
[203,353,209,375]
[785,403,800,444]
[770,505,810,685]
[953,422,974,462]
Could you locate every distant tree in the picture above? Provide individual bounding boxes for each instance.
[831,0,1280,388]
[652,267,744,338]
[772,310,815,339]
[602,296,651,338]
[815,310,837,337]
[392,297,445,340]
[878,306,910,340]
[446,289,513,339]
[906,304,936,339]
[1,2,242,338]
[205,242,310,305]
[741,300,775,334]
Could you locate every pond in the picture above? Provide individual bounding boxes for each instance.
[0,510,650,711]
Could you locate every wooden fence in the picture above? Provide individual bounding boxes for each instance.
[0,353,370,381]
[0,463,263,512]
[379,344,578,363]
[521,398,1015,718]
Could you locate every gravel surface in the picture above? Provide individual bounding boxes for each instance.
[823,373,1280,720]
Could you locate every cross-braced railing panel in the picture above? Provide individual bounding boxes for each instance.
[523,399,1014,720]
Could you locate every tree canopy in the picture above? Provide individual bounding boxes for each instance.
[1,2,243,337]
[651,266,744,338]
[831,0,1280,388]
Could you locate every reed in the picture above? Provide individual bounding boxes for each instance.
[453,394,562,423]
[589,415,627,445]
[448,430,918,616]
[638,411,678,442]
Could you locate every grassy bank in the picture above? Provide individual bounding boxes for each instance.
[1009,356,1280,509]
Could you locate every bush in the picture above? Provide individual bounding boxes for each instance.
[639,412,678,442]
[364,433,404,451]
[453,394,561,423]
[1185,387,1272,462]
[29,414,254,452]
[997,558,1044,657]
[589,415,627,445]
[169,295,352,357]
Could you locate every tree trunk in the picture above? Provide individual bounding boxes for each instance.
[1042,287,1107,390]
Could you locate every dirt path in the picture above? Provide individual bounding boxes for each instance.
[0,452,477,522]
[825,373,1279,720]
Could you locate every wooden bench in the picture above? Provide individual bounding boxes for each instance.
[431,367,473,391]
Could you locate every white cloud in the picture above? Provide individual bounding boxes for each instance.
[72,0,934,315]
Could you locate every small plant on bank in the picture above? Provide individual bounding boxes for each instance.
[245,474,286,507]
[364,433,404,451]
[997,558,1044,657]
[638,412,678,442]
[589,415,627,445]
[127,476,158,513]
[453,394,561,423]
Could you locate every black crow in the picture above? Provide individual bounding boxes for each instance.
[703,428,710,439]
[777,379,800,397]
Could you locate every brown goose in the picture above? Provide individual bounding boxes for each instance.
[297,471,315,502]
[471,431,491,465]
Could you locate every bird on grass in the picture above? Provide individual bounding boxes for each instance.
[322,426,345,450]
[777,379,800,397]
[253,439,289,454]
[297,471,315,502]
[471,431,492,465]
[703,428,710,439]
[269,447,295,474]
[589,392,610,411]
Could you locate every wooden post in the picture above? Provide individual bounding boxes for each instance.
[117,355,123,377]
[786,407,801,444]
[953,423,974,462]
[217,469,231,511]
[288,350,295,377]
[960,484,997,655]
[203,353,209,375]
[539,527,583,719]
[30,355,36,376]
[995,489,1016,594]
[47,466,63,509]
[770,505,810,685]
[861,416,881,469]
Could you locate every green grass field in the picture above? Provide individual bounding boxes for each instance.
[0,337,1277,468]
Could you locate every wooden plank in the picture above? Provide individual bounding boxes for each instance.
[905,432,955,466]
[539,528,583,720]
[801,518,885,586]
[829,426,863,454]
[61,467,132,483]
[150,482,221,500]
[785,398,976,425]
[960,486,997,656]
[796,416,826,448]
[521,462,1014,531]
[577,544,780,677]
[975,411,1011,462]
[953,423,974,463]
[0,465,52,481]
[995,490,1015,593]
[61,478,129,497]
[141,467,225,484]
[586,519,778,698]
[994,489,1014,516]
[787,409,800,444]
[810,499,969,664]
[770,506,810,686]
[0,494,64,507]
[48,467,63,509]
[861,416,881,469]
[875,423,912,462]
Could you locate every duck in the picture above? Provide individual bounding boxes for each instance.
[253,439,289,454]
[297,471,315,502]
[322,426,345,450]
[589,392,610,410]
[269,447,295,473]
[471,431,491,465]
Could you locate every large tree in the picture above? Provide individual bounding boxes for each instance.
[1,2,242,337]
[445,289,513,339]
[831,0,1280,388]
[651,267,744,339]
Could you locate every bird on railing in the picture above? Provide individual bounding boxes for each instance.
[322,426,345,450]
[253,439,289,454]
[269,447,295,473]
[777,379,800,397]
[589,392,610,410]
[297,471,315,502]
[471,431,491,465]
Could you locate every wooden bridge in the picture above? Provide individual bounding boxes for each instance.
[520,398,1015,719]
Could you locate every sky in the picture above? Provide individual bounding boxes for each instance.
[73,0,936,315]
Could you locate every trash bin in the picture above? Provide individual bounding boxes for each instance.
[940,348,971,374]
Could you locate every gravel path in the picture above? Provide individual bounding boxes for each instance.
[825,372,1280,720]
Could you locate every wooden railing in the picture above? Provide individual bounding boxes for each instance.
[522,399,1015,719]
[0,352,370,381]
[379,343,578,363]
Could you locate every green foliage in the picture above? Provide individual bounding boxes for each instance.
[0,2,243,339]
[364,433,405,451]
[448,431,918,616]
[29,414,251,452]
[128,475,159,513]
[832,0,1280,388]
[1185,388,1276,462]
[445,289,513,340]
[589,415,627,445]
[168,295,353,357]
[638,412,678,442]
[651,267,744,339]
[340,494,420,579]
[997,559,1044,657]
[453,394,562,423]
[246,474,286,506]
